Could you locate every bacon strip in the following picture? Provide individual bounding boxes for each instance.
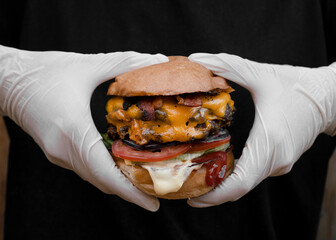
[138,99,155,121]
[176,94,202,107]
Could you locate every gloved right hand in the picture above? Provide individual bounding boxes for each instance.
[0,45,168,211]
[188,53,336,208]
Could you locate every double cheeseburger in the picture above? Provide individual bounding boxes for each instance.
[104,56,235,199]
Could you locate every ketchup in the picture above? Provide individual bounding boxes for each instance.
[192,151,228,187]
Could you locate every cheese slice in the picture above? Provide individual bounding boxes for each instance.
[141,152,203,195]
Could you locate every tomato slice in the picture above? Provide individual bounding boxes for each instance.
[189,136,231,153]
[112,140,191,162]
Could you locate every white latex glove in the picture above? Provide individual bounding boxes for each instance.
[188,53,336,207]
[0,45,168,211]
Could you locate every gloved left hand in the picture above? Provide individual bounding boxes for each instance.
[0,45,168,211]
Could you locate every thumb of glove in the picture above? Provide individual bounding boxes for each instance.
[188,53,266,93]
[84,51,169,92]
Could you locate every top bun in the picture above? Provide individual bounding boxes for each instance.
[107,56,233,96]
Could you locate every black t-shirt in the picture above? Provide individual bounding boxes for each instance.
[1,1,336,239]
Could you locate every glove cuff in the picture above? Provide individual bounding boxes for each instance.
[323,62,336,136]
[0,46,21,117]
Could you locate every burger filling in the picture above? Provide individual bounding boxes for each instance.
[106,90,234,145]
[104,89,235,195]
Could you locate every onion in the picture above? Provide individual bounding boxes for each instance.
[196,129,230,143]
[122,128,230,152]
[122,139,180,152]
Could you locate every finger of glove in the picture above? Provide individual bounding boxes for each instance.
[77,127,160,212]
[41,113,160,212]
[188,114,270,207]
[188,53,266,92]
[89,51,169,86]
[187,153,260,208]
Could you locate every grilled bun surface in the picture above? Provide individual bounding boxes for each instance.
[107,56,233,96]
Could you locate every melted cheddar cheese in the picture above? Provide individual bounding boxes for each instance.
[106,92,234,145]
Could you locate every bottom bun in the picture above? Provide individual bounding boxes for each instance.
[113,149,234,199]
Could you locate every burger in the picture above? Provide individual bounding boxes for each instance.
[103,56,235,199]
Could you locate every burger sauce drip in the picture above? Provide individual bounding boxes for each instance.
[192,151,228,187]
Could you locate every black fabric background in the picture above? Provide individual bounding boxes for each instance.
[1,0,336,239]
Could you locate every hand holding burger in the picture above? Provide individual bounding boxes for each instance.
[0,45,168,211]
[187,53,336,207]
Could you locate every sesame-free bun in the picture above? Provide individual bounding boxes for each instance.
[107,56,233,96]
[112,149,234,199]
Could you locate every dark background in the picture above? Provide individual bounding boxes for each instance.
[1,0,336,239]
